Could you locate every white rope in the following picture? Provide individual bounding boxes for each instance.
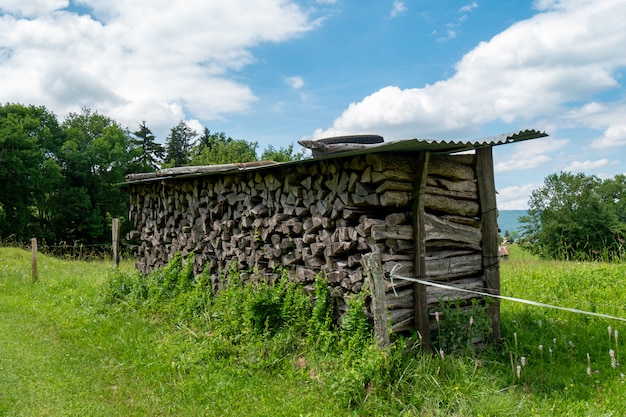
[389,271,626,323]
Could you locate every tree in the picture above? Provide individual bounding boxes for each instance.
[131,121,164,171]
[189,128,306,166]
[165,121,198,167]
[56,108,134,243]
[0,104,63,242]
[190,128,258,165]
[519,172,626,260]
[260,144,305,162]
[599,174,626,223]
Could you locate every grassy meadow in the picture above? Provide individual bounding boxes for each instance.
[0,246,625,416]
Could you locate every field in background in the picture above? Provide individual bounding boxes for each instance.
[1,246,625,416]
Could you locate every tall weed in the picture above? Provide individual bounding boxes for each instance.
[96,247,626,414]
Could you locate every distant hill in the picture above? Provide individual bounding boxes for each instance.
[498,210,528,235]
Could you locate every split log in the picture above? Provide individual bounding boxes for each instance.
[424,185,477,201]
[371,170,414,183]
[424,193,479,217]
[439,215,481,228]
[389,309,414,326]
[376,180,414,193]
[425,253,483,280]
[391,317,414,333]
[351,193,379,206]
[423,213,481,245]
[380,191,412,207]
[365,154,417,173]
[386,287,413,309]
[370,224,413,241]
[426,277,485,304]
[426,176,477,194]
[427,158,475,181]
[385,212,408,226]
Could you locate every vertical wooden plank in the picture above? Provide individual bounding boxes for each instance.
[362,252,390,348]
[412,151,431,351]
[112,217,120,269]
[476,147,501,343]
[31,237,38,283]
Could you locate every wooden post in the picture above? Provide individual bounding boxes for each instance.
[476,147,501,343]
[362,252,390,348]
[31,237,38,283]
[412,151,431,351]
[112,217,120,269]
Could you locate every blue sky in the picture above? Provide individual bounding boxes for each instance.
[1,0,625,209]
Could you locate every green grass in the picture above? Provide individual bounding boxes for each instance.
[1,246,625,416]
[497,246,626,414]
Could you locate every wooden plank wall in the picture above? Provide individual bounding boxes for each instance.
[384,153,486,339]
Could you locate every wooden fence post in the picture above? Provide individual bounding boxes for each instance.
[112,217,120,269]
[31,237,38,283]
[362,252,390,348]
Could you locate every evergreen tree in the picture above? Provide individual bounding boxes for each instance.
[131,121,164,171]
[165,121,197,167]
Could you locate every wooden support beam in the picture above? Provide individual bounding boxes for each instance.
[476,147,501,343]
[412,151,431,351]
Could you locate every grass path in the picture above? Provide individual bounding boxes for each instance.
[0,249,173,416]
[0,248,337,416]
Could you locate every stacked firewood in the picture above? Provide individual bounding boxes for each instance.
[127,154,415,297]
[126,151,484,333]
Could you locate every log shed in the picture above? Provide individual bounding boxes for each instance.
[122,130,547,348]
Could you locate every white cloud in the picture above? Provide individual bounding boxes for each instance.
[389,1,407,18]
[313,0,626,142]
[590,124,626,149]
[0,0,67,18]
[564,158,610,172]
[437,29,457,42]
[286,76,305,90]
[497,183,541,210]
[560,101,626,149]
[494,137,569,172]
[460,2,478,13]
[0,1,315,139]
[185,119,205,137]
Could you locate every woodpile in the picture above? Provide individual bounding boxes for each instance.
[383,153,486,333]
[128,154,414,300]
[126,151,489,336]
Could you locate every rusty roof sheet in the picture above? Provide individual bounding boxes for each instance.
[123,129,547,185]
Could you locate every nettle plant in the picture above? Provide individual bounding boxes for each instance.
[431,297,492,356]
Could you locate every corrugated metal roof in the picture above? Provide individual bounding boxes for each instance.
[298,129,547,156]
[122,129,547,185]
